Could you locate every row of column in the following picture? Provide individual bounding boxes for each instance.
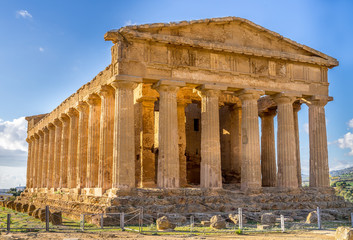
[26,80,330,192]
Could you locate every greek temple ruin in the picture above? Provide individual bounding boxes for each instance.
[20,17,349,216]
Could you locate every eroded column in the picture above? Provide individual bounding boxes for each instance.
[111,80,139,189]
[26,138,32,188]
[230,105,242,182]
[308,96,330,188]
[37,130,44,188]
[87,94,101,189]
[260,108,277,187]
[198,85,225,189]
[59,114,70,188]
[293,102,302,187]
[77,101,89,189]
[30,136,36,188]
[153,80,185,189]
[33,134,40,188]
[41,127,49,188]
[237,89,263,191]
[47,123,55,189]
[53,118,62,189]
[137,96,157,188]
[273,93,299,189]
[67,108,79,189]
[98,85,115,192]
[177,99,190,187]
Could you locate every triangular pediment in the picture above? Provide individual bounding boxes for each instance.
[105,17,338,68]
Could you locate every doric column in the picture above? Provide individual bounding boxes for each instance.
[59,114,70,188]
[177,99,191,187]
[259,108,277,187]
[41,127,49,188]
[198,85,226,189]
[136,96,157,188]
[153,80,185,189]
[47,123,55,189]
[273,92,299,189]
[237,89,264,191]
[77,101,89,189]
[98,85,115,192]
[30,135,36,188]
[230,105,242,181]
[67,108,79,189]
[111,80,139,189]
[33,133,40,188]
[26,138,33,188]
[87,94,101,189]
[53,118,62,189]
[37,130,44,188]
[308,96,330,188]
[293,102,302,187]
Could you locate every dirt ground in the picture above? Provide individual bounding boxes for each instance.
[0,230,336,240]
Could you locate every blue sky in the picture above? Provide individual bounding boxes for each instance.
[1,0,353,188]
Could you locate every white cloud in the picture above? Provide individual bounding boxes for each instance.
[16,10,32,19]
[124,20,137,26]
[329,160,353,171]
[0,166,26,189]
[348,119,353,128]
[303,123,309,134]
[337,132,353,156]
[39,47,44,52]
[0,117,27,152]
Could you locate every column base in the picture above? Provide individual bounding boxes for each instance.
[107,188,134,197]
[82,188,103,196]
[140,181,157,188]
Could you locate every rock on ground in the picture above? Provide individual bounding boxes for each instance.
[156,216,176,231]
[335,226,353,240]
[50,211,62,225]
[210,215,226,229]
[261,213,277,225]
[229,213,247,224]
[306,211,335,224]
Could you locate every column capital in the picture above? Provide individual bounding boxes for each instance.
[235,89,264,101]
[177,98,192,107]
[152,80,185,93]
[99,84,115,97]
[67,107,79,118]
[196,84,226,98]
[77,101,89,112]
[53,118,62,127]
[86,93,101,106]
[136,96,157,107]
[307,95,333,107]
[42,126,49,133]
[38,129,44,137]
[26,138,31,143]
[293,101,302,112]
[259,107,277,118]
[272,92,301,105]
[60,113,70,123]
[30,135,35,141]
[48,123,55,130]
[111,80,139,90]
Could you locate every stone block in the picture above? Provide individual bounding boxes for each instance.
[210,215,226,229]
[15,202,22,212]
[257,224,271,230]
[261,213,276,225]
[305,211,335,224]
[229,213,247,224]
[50,211,62,225]
[156,216,176,231]
[335,226,353,240]
[28,204,36,216]
[22,203,29,213]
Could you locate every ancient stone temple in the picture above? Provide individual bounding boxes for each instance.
[20,17,351,217]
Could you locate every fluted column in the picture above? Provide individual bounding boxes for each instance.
[137,96,157,188]
[153,80,185,189]
[293,102,302,187]
[98,85,115,192]
[77,101,89,189]
[67,108,79,189]
[87,94,101,189]
[53,118,62,189]
[273,93,299,189]
[111,80,139,189]
[41,127,49,188]
[30,135,36,188]
[177,99,190,187]
[37,130,44,188]
[198,85,226,189]
[59,114,70,188]
[260,108,277,187]
[308,96,330,187]
[237,89,264,191]
[33,133,40,188]
[230,105,242,181]
[26,138,32,188]
[47,123,55,189]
